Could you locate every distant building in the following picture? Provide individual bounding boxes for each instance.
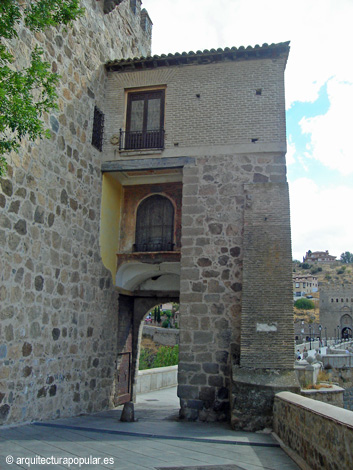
[294,321,323,342]
[320,286,353,339]
[293,275,318,298]
[304,250,336,263]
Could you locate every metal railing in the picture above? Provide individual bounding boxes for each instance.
[119,129,165,150]
[134,241,174,252]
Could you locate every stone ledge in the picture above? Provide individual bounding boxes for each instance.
[136,366,178,394]
[275,391,353,428]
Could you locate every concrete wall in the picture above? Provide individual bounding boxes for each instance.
[274,392,353,470]
[136,366,178,394]
[0,0,151,425]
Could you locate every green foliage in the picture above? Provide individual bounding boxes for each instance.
[299,262,310,270]
[156,306,161,324]
[340,251,353,264]
[161,319,170,328]
[310,266,322,274]
[0,0,84,176]
[139,345,179,370]
[138,348,154,370]
[294,298,315,310]
[152,345,179,368]
[337,269,345,275]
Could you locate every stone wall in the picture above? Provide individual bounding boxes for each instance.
[300,385,344,408]
[323,361,353,411]
[0,0,151,425]
[142,326,179,347]
[274,392,353,470]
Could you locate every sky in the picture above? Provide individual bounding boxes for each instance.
[143,0,353,261]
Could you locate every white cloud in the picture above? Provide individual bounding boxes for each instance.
[289,178,353,260]
[145,0,353,107]
[299,78,353,175]
[286,137,296,166]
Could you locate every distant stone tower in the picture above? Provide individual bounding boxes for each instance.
[320,285,353,339]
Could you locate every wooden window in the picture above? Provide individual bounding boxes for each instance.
[123,90,165,150]
[91,106,104,151]
[135,195,174,252]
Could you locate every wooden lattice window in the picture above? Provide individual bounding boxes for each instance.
[135,195,174,252]
[91,106,104,151]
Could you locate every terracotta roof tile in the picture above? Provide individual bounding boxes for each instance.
[106,41,290,72]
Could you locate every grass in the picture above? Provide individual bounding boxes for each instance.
[139,341,179,370]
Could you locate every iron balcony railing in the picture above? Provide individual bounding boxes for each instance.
[134,241,175,252]
[119,128,165,151]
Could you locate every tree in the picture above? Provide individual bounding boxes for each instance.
[0,0,84,177]
[294,298,315,310]
[340,251,353,264]
[156,306,161,325]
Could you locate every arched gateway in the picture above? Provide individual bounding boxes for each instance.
[101,41,300,431]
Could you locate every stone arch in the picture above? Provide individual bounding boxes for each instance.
[340,313,352,339]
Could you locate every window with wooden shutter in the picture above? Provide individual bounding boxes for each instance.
[91,106,104,151]
[120,90,165,150]
[135,195,174,252]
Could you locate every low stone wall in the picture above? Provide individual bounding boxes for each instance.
[323,354,353,368]
[323,364,353,411]
[136,366,178,394]
[273,391,353,470]
[142,326,179,347]
[300,384,344,407]
[295,362,321,388]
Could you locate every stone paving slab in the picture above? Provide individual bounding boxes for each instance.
[0,387,300,470]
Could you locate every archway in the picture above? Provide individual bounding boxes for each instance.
[114,293,179,408]
[342,327,352,339]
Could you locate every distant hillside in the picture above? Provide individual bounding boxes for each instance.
[292,259,353,323]
[293,260,353,286]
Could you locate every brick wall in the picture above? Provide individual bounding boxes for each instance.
[104,53,287,160]
[241,182,294,368]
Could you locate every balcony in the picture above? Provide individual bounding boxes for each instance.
[119,129,165,151]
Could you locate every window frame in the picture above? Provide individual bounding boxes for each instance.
[122,89,165,150]
[134,194,174,252]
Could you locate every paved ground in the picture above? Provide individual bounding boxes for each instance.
[0,387,299,470]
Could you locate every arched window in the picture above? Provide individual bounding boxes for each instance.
[135,195,174,252]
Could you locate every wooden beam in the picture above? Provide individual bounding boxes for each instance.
[102,156,195,172]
